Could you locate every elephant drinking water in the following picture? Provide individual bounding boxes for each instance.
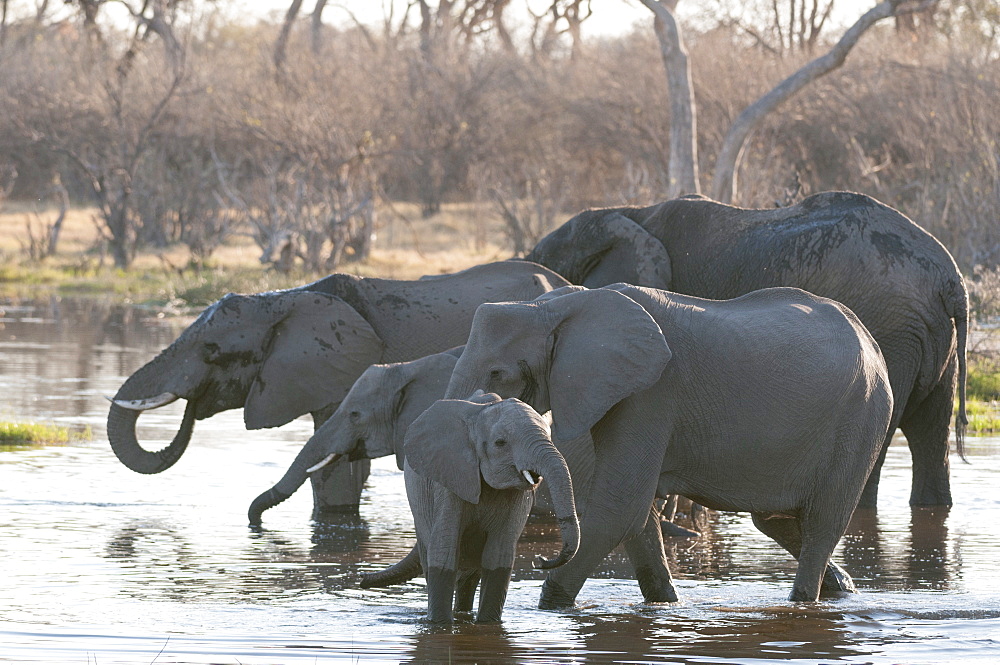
[107,260,569,518]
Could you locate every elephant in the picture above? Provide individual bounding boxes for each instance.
[385,392,580,624]
[445,284,894,605]
[246,347,463,526]
[106,260,570,517]
[525,191,968,508]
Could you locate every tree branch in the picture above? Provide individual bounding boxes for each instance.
[710,0,933,202]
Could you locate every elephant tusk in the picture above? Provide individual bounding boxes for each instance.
[523,469,542,486]
[307,453,341,474]
[108,392,179,411]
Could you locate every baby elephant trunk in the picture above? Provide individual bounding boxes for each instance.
[524,440,580,569]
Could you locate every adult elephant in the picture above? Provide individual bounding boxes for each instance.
[107,260,569,517]
[526,191,968,507]
[445,285,894,605]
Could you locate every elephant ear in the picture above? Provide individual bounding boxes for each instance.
[581,213,672,290]
[245,292,385,429]
[531,285,588,303]
[543,288,672,441]
[391,352,461,469]
[404,398,487,504]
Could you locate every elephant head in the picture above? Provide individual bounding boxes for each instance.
[447,287,672,443]
[108,290,384,475]
[246,349,460,525]
[525,210,672,289]
[406,393,581,569]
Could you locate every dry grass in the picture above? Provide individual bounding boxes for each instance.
[0,200,522,303]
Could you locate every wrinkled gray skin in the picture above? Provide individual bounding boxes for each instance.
[526,191,968,508]
[391,393,580,624]
[247,345,596,527]
[447,285,894,605]
[107,261,569,518]
[247,348,462,526]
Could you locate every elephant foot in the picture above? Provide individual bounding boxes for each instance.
[819,561,857,598]
[909,482,953,507]
[311,503,362,523]
[635,565,679,603]
[426,567,457,624]
[661,519,701,538]
[538,577,577,610]
[475,567,513,623]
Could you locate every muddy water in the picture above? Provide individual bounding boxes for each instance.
[1,297,999,664]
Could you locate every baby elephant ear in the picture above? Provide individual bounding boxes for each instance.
[404,399,482,504]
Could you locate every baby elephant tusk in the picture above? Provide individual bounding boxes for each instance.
[307,453,341,474]
[109,392,179,411]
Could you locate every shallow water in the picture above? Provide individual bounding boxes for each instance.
[2,296,1000,664]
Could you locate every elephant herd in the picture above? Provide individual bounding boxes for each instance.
[108,191,969,623]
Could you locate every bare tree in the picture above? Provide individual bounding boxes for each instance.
[711,0,937,202]
[528,0,593,60]
[274,0,305,72]
[636,0,700,197]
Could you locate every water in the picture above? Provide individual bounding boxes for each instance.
[2,296,1000,664]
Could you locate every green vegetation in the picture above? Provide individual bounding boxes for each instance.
[965,401,1000,435]
[962,355,1000,434]
[0,255,362,307]
[0,421,92,448]
[968,355,1000,402]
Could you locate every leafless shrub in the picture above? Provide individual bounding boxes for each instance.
[969,265,1000,324]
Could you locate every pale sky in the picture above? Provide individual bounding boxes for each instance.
[230,0,876,39]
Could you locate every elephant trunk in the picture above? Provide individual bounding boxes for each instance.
[525,440,580,569]
[359,544,423,588]
[247,431,342,527]
[106,399,196,475]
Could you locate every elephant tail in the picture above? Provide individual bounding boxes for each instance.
[359,544,422,589]
[954,302,969,462]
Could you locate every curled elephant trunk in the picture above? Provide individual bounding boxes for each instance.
[359,544,423,588]
[525,440,580,570]
[106,399,197,475]
[247,431,343,526]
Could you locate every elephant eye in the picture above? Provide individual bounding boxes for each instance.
[494,439,507,448]
[349,410,361,421]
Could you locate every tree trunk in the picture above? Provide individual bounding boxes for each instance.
[274,0,305,71]
[638,0,700,198]
[311,0,328,54]
[710,0,914,203]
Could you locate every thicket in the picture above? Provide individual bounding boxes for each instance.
[0,4,997,278]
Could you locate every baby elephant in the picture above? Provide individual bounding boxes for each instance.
[398,393,580,624]
[247,348,461,526]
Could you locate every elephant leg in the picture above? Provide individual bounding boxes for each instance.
[899,366,957,506]
[540,458,660,609]
[624,503,679,603]
[426,567,458,624]
[857,429,892,509]
[309,459,372,521]
[454,569,481,613]
[425,496,465,624]
[475,530,519,623]
[475,567,513,623]
[750,512,854,601]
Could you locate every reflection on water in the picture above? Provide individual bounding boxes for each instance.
[2,297,1000,664]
